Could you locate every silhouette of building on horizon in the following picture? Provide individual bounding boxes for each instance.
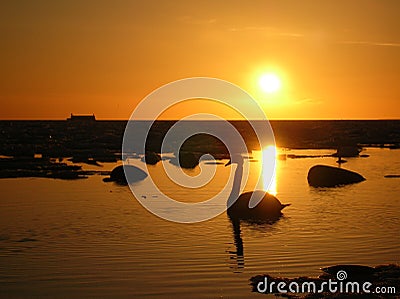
[67,113,96,122]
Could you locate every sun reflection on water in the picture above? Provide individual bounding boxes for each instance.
[251,146,278,196]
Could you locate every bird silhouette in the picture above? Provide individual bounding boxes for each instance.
[225,154,290,221]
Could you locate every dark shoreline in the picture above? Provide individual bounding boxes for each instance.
[1,119,399,180]
[0,120,400,162]
[1,119,399,158]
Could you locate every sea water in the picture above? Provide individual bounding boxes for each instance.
[0,148,399,298]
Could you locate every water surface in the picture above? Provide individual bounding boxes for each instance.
[0,148,399,298]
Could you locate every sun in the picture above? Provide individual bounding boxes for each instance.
[259,74,282,93]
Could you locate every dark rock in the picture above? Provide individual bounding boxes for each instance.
[0,157,87,180]
[141,151,161,165]
[384,174,400,178]
[103,165,147,185]
[179,152,200,169]
[333,145,361,157]
[170,152,200,169]
[69,157,102,166]
[307,165,365,187]
[322,264,376,280]
[287,154,333,159]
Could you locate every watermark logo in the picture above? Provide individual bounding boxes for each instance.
[336,270,347,280]
[122,77,275,223]
[255,270,397,295]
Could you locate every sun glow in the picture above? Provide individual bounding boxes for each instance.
[259,74,282,93]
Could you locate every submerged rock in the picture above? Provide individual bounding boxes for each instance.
[307,165,365,187]
[0,157,87,180]
[69,157,102,166]
[384,174,400,178]
[103,165,147,185]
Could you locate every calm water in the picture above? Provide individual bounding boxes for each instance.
[0,148,399,298]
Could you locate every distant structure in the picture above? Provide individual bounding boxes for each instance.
[67,113,96,122]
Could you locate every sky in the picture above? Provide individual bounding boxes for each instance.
[0,0,399,120]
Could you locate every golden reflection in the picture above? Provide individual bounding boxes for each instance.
[252,146,278,196]
[262,145,277,196]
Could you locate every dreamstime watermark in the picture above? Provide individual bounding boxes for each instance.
[256,270,397,295]
[122,77,275,223]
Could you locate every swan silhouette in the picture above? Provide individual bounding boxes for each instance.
[225,154,290,221]
[225,154,290,271]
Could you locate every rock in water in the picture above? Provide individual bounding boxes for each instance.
[384,174,400,178]
[321,265,376,280]
[307,165,365,187]
[179,152,199,169]
[103,165,147,185]
[333,145,361,157]
[169,152,199,169]
[141,151,161,165]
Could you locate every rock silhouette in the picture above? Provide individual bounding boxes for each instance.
[142,152,161,165]
[307,165,365,187]
[333,145,361,157]
[170,152,200,169]
[103,165,147,185]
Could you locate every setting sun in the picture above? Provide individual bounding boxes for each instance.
[259,74,282,94]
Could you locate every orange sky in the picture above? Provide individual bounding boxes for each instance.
[0,0,399,120]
